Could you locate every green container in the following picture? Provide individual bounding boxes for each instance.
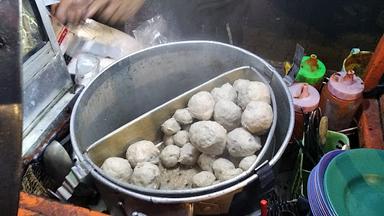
[295,54,326,85]
[324,149,384,216]
[323,130,350,153]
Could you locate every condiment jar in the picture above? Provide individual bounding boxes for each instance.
[289,83,320,140]
[319,71,364,131]
[295,54,326,87]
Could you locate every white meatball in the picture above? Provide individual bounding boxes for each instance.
[197,154,216,172]
[211,83,237,102]
[241,101,273,135]
[173,108,193,125]
[161,118,181,136]
[213,100,242,131]
[212,158,236,180]
[227,128,262,157]
[101,157,132,182]
[233,79,250,94]
[218,168,243,181]
[187,91,215,120]
[126,140,160,167]
[192,171,216,188]
[238,81,271,109]
[247,82,271,103]
[239,155,257,171]
[179,143,200,166]
[163,135,174,146]
[130,162,160,189]
[173,130,189,147]
[160,145,180,168]
[189,121,227,155]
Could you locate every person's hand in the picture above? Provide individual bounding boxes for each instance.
[52,0,92,25]
[52,0,144,26]
[86,0,144,25]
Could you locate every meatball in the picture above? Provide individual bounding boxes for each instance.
[192,171,216,188]
[173,108,193,125]
[189,121,227,155]
[212,158,236,180]
[212,158,235,170]
[173,130,189,147]
[161,118,181,136]
[211,83,237,102]
[241,101,273,135]
[238,81,271,109]
[160,145,180,168]
[130,162,160,189]
[101,157,132,182]
[233,79,250,94]
[218,168,243,181]
[163,135,174,146]
[213,100,242,131]
[187,91,215,120]
[126,140,160,167]
[197,154,216,172]
[239,155,257,171]
[227,128,262,157]
[179,143,200,166]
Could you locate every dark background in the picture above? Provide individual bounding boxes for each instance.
[134,0,383,70]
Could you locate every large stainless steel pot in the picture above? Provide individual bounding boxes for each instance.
[69,41,294,214]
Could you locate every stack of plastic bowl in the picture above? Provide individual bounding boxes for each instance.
[308,150,343,215]
[308,149,384,216]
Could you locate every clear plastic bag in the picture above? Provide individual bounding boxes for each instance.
[132,15,168,47]
[75,53,100,86]
[65,19,143,59]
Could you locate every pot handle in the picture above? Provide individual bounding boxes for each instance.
[53,161,97,201]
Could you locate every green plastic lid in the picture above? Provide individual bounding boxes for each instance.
[295,54,326,85]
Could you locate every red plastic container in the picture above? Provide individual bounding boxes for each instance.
[320,71,364,131]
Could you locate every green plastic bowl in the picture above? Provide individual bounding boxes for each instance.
[324,149,384,216]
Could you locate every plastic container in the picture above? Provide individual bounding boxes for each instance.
[323,131,350,153]
[289,83,320,140]
[319,71,364,131]
[295,54,326,86]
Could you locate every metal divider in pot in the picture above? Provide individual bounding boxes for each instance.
[84,66,277,198]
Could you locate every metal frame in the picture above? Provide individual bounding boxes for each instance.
[22,0,75,156]
[34,0,60,52]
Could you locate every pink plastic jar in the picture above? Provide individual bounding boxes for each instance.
[289,83,320,140]
[319,71,364,131]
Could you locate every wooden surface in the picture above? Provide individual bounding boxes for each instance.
[18,192,108,216]
[358,99,384,149]
[364,35,384,92]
